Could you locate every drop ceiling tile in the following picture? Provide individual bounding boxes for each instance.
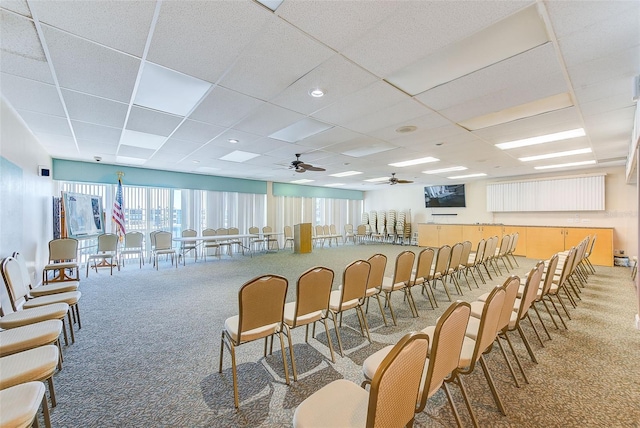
[326,136,398,158]
[565,47,638,89]
[573,77,630,104]
[30,0,156,56]
[295,126,362,150]
[186,144,235,160]
[343,99,433,134]
[0,72,64,116]
[312,80,409,127]
[171,120,225,144]
[120,129,166,150]
[234,103,304,136]
[1,1,32,17]
[17,109,71,136]
[147,0,269,83]
[270,55,379,115]
[189,86,264,128]
[342,1,531,78]
[544,0,638,39]
[367,111,451,141]
[126,106,183,137]
[42,26,140,102]
[61,89,128,129]
[579,93,636,117]
[34,132,77,153]
[159,138,205,156]
[77,139,118,156]
[207,128,263,148]
[389,124,471,148]
[269,118,333,143]
[71,120,121,145]
[219,17,334,101]
[117,144,156,159]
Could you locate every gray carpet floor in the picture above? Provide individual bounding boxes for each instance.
[45,243,640,427]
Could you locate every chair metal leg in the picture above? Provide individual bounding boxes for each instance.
[548,296,569,328]
[278,331,291,385]
[502,331,529,384]
[442,382,464,428]
[373,293,389,326]
[533,303,552,340]
[404,287,419,318]
[517,324,538,364]
[384,292,398,325]
[329,311,344,357]
[357,306,371,343]
[283,325,297,382]
[541,299,560,330]
[322,318,336,363]
[218,332,225,373]
[496,337,520,388]
[439,277,453,302]
[41,394,51,428]
[47,376,57,407]
[453,374,479,428]
[479,355,506,416]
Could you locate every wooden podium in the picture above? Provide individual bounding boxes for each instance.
[294,223,312,254]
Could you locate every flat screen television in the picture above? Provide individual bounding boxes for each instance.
[424,184,466,208]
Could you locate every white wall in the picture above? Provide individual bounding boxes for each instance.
[364,166,637,256]
[0,98,53,282]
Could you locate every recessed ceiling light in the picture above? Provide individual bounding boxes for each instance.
[291,179,314,184]
[423,166,467,174]
[309,88,325,98]
[228,139,239,144]
[324,183,345,187]
[219,150,259,163]
[389,157,439,167]
[447,173,487,179]
[519,148,592,162]
[329,171,363,177]
[365,177,392,183]
[495,128,586,150]
[534,160,597,170]
[395,125,417,133]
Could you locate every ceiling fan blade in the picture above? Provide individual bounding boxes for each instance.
[396,179,414,184]
[295,167,306,173]
[303,165,325,172]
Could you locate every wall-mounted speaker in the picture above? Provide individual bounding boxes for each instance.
[38,165,50,177]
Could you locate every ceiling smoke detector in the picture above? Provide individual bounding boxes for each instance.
[395,125,417,134]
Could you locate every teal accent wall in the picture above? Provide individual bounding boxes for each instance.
[273,182,363,200]
[52,159,267,194]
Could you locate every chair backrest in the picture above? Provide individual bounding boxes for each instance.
[517,261,545,321]
[498,276,521,332]
[459,241,472,267]
[48,238,78,262]
[284,226,293,239]
[449,243,463,272]
[154,231,172,250]
[262,226,273,234]
[498,234,511,256]
[228,227,239,235]
[330,224,338,235]
[149,230,160,249]
[540,254,559,298]
[586,234,597,257]
[11,252,33,290]
[473,239,486,265]
[484,236,497,262]
[367,332,429,428]
[97,233,119,252]
[248,227,259,235]
[339,260,371,308]
[315,225,324,236]
[1,257,29,310]
[323,225,330,235]
[366,254,387,290]
[418,301,471,412]
[181,229,197,238]
[434,245,451,276]
[509,233,519,254]
[414,248,435,283]
[293,267,334,326]
[216,228,229,236]
[555,248,576,290]
[237,275,288,343]
[464,286,506,371]
[357,225,366,235]
[124,231,144,249]
[345,224,354,235]
[391,251,415,286]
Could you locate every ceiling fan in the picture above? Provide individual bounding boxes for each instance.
[290,154,326,173]
[384,173,414,185]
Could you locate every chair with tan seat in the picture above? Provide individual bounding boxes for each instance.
[262,226,278,251]
[506,233,520,267]
[215,228,232,256]
[247,227,264,253]
[227,227,244,255]
[457,241,474,289]
[202,228,221,261]
[283,267,336,381]
[518,254,560,341]
[355,224,367,244]
[381,250,418,325]
[447,242,467,295]
[410,248,437,310]
[218,275,290,408]
[328,260,371,357]
[283,226,295,250]
[13,252,78,298]
[119,231,144,268]
[0,345,59,408]
[86,233,119,277]
[313,225,325,248]
[3,256,81,343]
[178,229,198,265]
[152,231,176,269]
[0,381,51,428]
[0,320,63,374]
[293,331,429,428]
[42,238,79,284]
[431,245,453,302]
[495,234,512,273]
[330,224,342,246]
[464,239,487,286]
[363,253,389,326]
[344,224,355,244]
[148,230,159,264]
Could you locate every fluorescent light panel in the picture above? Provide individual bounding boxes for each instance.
[422,166,467,174]
[219,150,259,162]
[495,128,585,150]
[458,93,573,131]
[330,171,363,177]
[386,5,549,95]
[534,160,597,170]
[120,129,166,149]
[389,156,439,167]
[290,179,314,184]
[365,177,391,182]
[519,148,592,162]
[447,173,487,179]
[255,0,283,11]
[134,61,212,116]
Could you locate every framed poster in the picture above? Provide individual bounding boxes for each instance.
[62,192,105,239]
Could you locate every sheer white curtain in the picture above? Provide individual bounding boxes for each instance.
[204,191,266,234]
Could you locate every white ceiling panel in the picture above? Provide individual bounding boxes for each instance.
[157,138,205,156]
[41,26,140,103]
[207,128,263,149]
[125,106,183,137]
[573,77,631,105]
[312,80,409,127]
[34,132,76,153]
[295,126,362,150]
[565,47,639,89]
[544,0,638,39]
[367,111,451,142]
[579,93,636,118]
[171,119,225,144]
[30,0,156,56]
[61,89,128,129]
[147,0,269,83]
[343,99,434,134]
[343,1,532,78]
[17,109,71,136]
[0,1,31,17]
[71,120,120,145]
[189,86,264,128]
[77,139,118,156]
[234,102,304,136]
[270,55,379,115]
[228,137,293,155]
[117,144,156,159]
[0,72,64,116]
[219,17,334,101]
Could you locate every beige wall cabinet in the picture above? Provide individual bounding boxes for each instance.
[417,224,462,248]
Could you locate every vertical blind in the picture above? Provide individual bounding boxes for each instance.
[486,174,605,212]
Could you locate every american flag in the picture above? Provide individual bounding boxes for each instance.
[112,178,126,238]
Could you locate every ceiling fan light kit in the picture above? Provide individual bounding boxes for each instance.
[290,154,326,173]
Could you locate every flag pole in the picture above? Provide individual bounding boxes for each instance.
[113,171,126,241]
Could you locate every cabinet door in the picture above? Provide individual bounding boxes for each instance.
[417,224,440,247]
[462,225,483,245]
[439,225,463,247]
[503,226,527,256]
[482,225,503,240]
[565,227,613,267]
[526,227,564,261]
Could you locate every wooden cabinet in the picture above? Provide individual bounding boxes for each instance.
[526,227,565,261]
[564,228,612,267]
[503,226,527,256]
[462,225,483,245]
[417,224,462,247]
